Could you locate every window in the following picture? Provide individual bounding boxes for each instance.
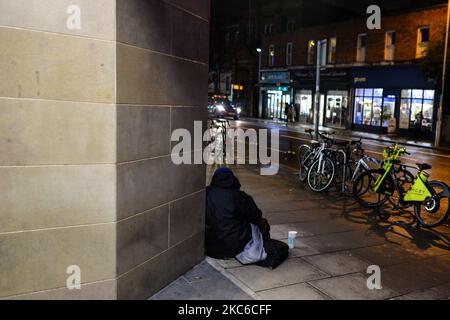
[400,89,435,131]
[269,45,275,66]
[295,90,314,124]
[325,90,348,128]
[353,88,384,126]
[357,34,367,63]
[307,40,316,65]
[264,24,274,35]
[286,42,293,66]
[384,31,396,61]
[416,27,430,58]
[287,20,296,33]
[328,37,337,64]
[225,32,230,44]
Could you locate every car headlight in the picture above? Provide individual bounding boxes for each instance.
[216,105,225,112]
[237,108,242,114]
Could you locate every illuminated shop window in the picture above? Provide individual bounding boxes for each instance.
[400,89,435,131]
[354,88,383,126]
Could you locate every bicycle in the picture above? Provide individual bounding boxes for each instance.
[336,142,414,204]
[353,144,450,228]
[298,129,335,182]
[307,136,362,193]
[207,118,230,163]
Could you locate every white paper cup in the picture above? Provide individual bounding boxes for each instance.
[287,231,298,249]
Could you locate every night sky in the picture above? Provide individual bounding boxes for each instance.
[211,0,447,23]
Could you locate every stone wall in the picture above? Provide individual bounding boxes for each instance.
[0,0,209,300]
[114,0,209,300]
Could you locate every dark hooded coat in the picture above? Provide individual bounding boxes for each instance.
[205,169,263,259]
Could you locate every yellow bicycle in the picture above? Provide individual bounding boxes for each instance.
[353,144,450,228]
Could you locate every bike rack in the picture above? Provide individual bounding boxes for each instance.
[338,149,347,193]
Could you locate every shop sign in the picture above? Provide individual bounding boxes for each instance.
[354,77,367,84]
[261,71,290,84]
[292,68,350,82]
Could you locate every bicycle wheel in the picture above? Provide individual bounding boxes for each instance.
[415,182,450,228]
[307,157,335,192]
[298,145,313,182]
[353,169,394,208]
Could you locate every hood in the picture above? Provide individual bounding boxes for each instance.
[210,167,241,190]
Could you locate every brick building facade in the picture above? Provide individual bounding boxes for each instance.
[262,5,447,66]
[259,4,448,141]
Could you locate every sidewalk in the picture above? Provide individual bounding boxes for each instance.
[152,164,450,300]
[240,117,450,152]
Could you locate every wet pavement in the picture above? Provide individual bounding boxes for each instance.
[152,164,450,300]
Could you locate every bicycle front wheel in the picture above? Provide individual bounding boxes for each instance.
[415,182,450,228]
[353,169,393,208]
[307,158,335,192]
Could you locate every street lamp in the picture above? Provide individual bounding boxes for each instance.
[256,48,262,81]
[435,0,450,147]
[257,48,262,117]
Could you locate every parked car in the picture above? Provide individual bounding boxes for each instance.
[208,98,241,120]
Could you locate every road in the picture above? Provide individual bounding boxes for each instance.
[231,119,450,184]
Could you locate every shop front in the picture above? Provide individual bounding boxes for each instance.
[291,68,351,129]
[351,65,438,139]
[260,71,292,120]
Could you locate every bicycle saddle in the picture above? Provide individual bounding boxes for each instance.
[416,163,432,171]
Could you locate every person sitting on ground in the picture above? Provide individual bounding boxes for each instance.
[205,167,289,269]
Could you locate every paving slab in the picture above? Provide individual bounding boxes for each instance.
[285,240,322,258]
[380,259,450,295]
[151,278,202,300]
[393,283,450,300]
[278,220,360,239]
[227,258,329,292]
[270,224,314,240]
[212,258,243,269]
[184,261,226,283]
[300,230,386,253]
[303,252,370,277]
[309,273,399,300]
[151,261,253,300]
[189,275,254,300]
[256,283,331,300]
[265,210,332,225]
[350,244,421,267]
[259,199,331,212]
